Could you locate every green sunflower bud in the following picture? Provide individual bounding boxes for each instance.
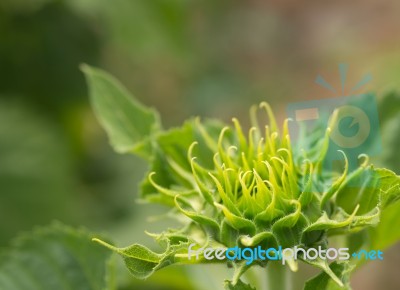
[84,66,400,290]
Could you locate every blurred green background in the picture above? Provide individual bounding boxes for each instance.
[0,0,399,289]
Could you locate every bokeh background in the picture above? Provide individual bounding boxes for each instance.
[1,1,399,289]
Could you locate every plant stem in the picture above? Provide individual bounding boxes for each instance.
[266,262,293,290]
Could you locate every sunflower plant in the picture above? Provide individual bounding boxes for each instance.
[82,65,400,290]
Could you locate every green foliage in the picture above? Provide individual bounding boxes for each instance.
[0,223,114,290]
[304,262,353,290]
[92,237,194,280]
[360,92,400,253]
[0,1,100,110]
[369,202,400,250]
[0,101,78,245]
[82,65,161,157]
[224,279,256,290]
[83,66,400,290]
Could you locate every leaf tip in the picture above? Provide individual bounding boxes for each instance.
[92,238,118,252]
[79,63,92,74]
